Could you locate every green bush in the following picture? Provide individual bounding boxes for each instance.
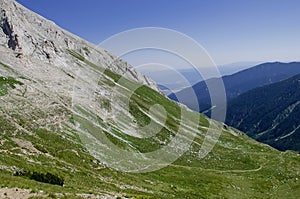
[14,170,64,186]
[30,172,64,186]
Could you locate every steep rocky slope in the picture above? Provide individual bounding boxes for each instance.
[0,0,157,90]
[0,0,299,198]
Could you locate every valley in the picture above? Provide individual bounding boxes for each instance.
[0,0,299,198]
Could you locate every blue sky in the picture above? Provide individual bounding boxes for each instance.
[16,0,300,65]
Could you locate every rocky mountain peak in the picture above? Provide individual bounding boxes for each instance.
[0,0,158,90]
[1,0,20,51]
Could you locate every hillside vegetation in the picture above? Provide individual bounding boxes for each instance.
[0,54,300,198]
[226,74,300,152]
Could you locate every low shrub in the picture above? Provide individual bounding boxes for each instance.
[14,169,64,186]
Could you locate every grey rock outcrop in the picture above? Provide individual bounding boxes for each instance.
[0,0,158,90]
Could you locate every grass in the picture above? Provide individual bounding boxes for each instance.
[0,51,299,198]
[0,76,23,96]
[0,61,13,71]
[100,98,111,111]
[82,47,90,56]
[66,49,85,62]
[1,101,300,199]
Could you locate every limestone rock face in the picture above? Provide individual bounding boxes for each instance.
[0,0,158,90]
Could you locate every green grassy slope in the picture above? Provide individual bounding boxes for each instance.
[0,76,23,96]
[0,53,299,198]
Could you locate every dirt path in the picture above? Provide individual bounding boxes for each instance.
[157,163,264,173]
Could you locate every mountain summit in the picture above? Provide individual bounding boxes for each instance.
[0,0,157,89]
[0,0,299,198]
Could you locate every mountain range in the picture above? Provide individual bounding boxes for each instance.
[169,62,300,114]
[0,0,299,198]
[144,61,259,95]
[226,74,300,152]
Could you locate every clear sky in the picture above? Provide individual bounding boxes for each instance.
[16,0,300,65]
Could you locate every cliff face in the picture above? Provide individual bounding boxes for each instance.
[0,0,158,90]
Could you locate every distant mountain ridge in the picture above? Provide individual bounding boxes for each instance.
[226,74,300,152]
[142,61,258,95]
[169,62,300,114]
